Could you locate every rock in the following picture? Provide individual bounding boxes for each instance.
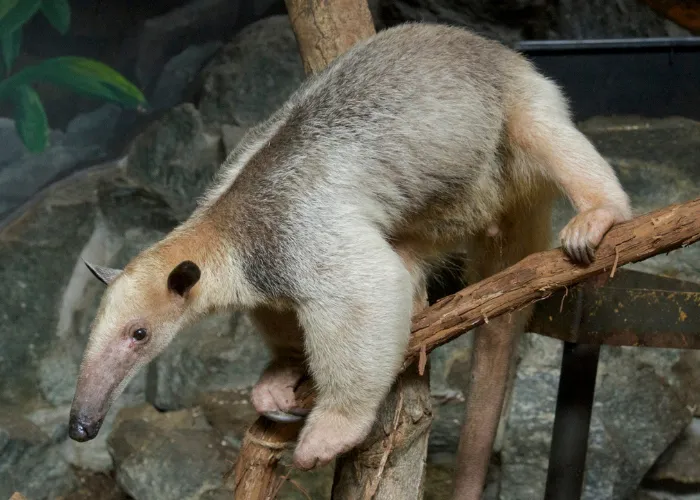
[376,0,550,46]
[150,42,223,111]
[375,0,688,44]
[221,124,248,154]
[0,137,107,219]
[198,15,306,128]
[0,118,26,168]
[196,389,260,448]
[0,103,129,219]
[595,348,692,499]
[146,312,270,411]
[64,104,123,150]
[0,410,77,500]
[126,0,286,92]
[0,168,110,408]
[197,489,237,500]
[621,349,700,419]
[59,469,128,500]
[499,336,693,499]
[107,404,236,500]
[557,0,689,39]
[125,103,223,221]
[647,418,700,485]
[128,0,241,89]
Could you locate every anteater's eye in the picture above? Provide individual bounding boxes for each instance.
[132,328,148,342]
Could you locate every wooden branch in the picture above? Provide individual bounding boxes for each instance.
[284,0,376,74]
[403,197,700,369]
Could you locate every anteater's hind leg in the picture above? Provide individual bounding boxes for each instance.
[452,193,553,500]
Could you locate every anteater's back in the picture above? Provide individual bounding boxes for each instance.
[201,23,548,251]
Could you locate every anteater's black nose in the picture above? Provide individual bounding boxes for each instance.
[68,414,100,442]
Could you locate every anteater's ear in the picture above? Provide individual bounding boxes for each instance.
[83,260,122,286]
[167,261,201,297]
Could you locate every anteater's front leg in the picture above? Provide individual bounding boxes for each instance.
[291,233,414,470]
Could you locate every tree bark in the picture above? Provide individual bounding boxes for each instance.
[330,362,433,500]
[284,0,376,74]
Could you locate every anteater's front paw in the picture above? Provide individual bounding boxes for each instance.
[292,410,374,470]
[559,206,630,265]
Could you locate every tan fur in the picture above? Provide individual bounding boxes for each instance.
[69,22,632,496]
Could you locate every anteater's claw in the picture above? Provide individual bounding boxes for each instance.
[263,410,305,423]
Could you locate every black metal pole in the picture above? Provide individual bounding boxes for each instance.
[544,342,601,500]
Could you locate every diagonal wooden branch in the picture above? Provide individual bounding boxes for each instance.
[402,197,700,369]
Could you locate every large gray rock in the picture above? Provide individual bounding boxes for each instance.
[128,0,242,89]
[107,405,235,500]
[150,42,223,112]
[499,335,693,500]
[125,103,223,221]
[0,410,77,500]
[59,469,128,500]
[126,0,287,91]
[198,15,306,128]
[0,168,108,408]
[146,312,270,411]
[648,419,700,486]
[0,118,26,168]
[0,103,125,220]
[595,348,692,499]
[64,104,123,150]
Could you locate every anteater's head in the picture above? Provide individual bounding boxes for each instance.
[68,256,202,442]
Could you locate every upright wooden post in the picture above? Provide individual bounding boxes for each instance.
[284,0,376,74]
[230,2,434,498]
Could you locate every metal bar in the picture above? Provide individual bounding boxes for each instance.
[544,342,601,500]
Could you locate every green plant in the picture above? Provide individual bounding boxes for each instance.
[0,0,147,153]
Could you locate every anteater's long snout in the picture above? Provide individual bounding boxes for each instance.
[68,349,131,443]
[68,412,103,442]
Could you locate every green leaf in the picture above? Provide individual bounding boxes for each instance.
[1,27,21,74]
[23,56,147,108]
[0,0,20,21]
[0,0,41,35]
[40,0,69,34]
[13,84,48,152]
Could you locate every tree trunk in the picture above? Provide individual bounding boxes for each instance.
[331,361,433,500]
[284,0,376,74]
